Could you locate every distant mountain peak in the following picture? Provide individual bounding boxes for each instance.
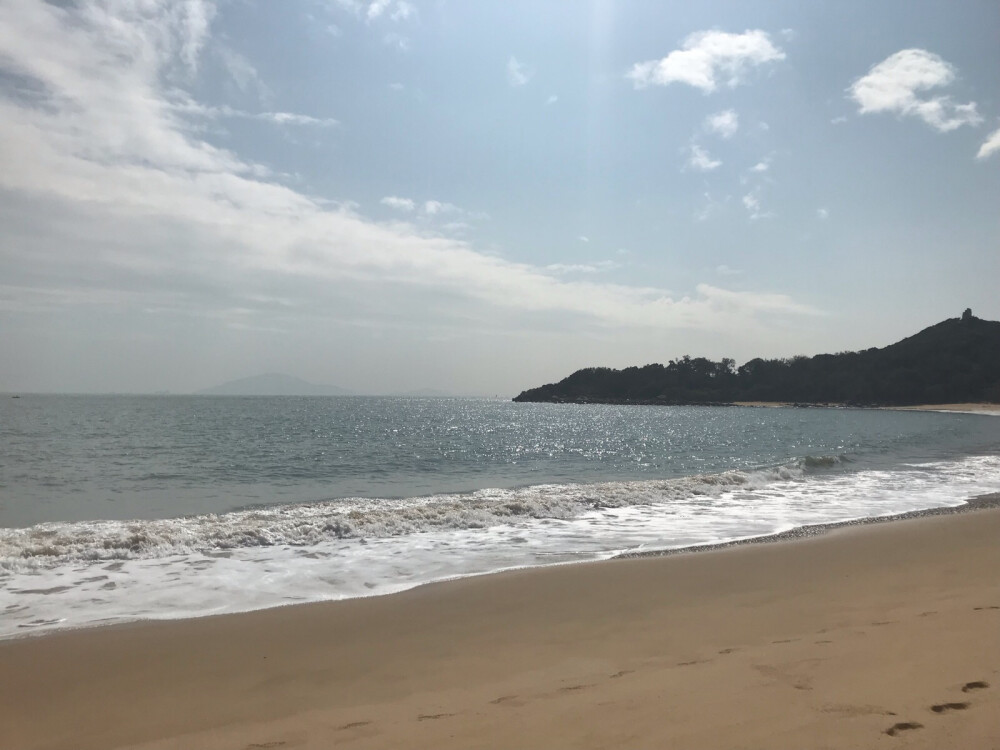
[198,373,352,396]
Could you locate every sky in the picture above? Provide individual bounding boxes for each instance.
[0,0,998,396]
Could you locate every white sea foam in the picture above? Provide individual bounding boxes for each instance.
[2,454,999,638]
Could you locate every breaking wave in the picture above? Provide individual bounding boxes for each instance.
[1,465,806,569]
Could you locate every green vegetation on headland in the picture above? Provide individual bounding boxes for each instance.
[513,311,1000,407]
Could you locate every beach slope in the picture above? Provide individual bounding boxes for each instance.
[1,509,998,750]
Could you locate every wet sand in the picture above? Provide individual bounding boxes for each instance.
[1,508,998,750]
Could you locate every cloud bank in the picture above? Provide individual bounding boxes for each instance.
[0,1,817,353]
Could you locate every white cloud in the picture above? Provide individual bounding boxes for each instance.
[546,94,559,105]
[217,46,270,101]
[381,197,469,217]
[331,0,363,14]
[382,32,409,51]
[0,0,817,350]
[705,109,739,138]
[545,261,621,274]
[817,208,829,220]
[716,264,742,276]
[627,30,785,92]
[578,235,590,243]
[256,111,338,127]
[424,200,459,216]
[688,145,721,171]
[742,188,773,220]
[390,1,415,21]
[849,49,982,132]
[831,115,848,125]
[339,0,414,24]
[381,196,415,211]
[507,57,531,87]
[366,0,390,21]
[977,127,1000,160]
[176,102,338,128]
[749,158,770,173]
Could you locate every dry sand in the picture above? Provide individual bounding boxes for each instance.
[2,509,998,750]
[893,403,1000,415]
[732,401,1000,415]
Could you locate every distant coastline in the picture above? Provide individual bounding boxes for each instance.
[514,312,1000,408]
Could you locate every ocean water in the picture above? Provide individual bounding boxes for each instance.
[2,395,1000,638]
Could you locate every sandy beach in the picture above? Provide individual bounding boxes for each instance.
[1,506,998,750]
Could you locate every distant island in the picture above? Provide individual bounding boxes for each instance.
[514,310,1000,407]
[198,373,353,397]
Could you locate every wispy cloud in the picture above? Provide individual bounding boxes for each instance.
[380,196,474,219]
[366,0,414,22]
[423,200,459,215]
[545,261,621,274]
[507,56,531,87]
[217,46,271,102]
[333,1,416,29]
[381,196,416,211]
[742,187,773,220]
[627,30,785,92]
[175,102,338,128]
[817,207,829,220]
[977,127,1000,160]
[382,32,410,51]
[705,109,739,138]
[688,145,721,171]
[849,49,982,132]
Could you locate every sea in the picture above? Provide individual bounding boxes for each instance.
[2,395,1000,639]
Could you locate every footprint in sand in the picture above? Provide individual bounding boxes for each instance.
[337,721,372,731]
[490,695,523,706]
[821,704,895,717]
[961,680,989,692]
[930,702,969,713]
[884,721,923,736]
[559,683,596,692]
[609,670,633,679]
[418,712,456,721]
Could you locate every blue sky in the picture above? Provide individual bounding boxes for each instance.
[0,0,997,394]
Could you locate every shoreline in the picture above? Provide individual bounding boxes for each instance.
[616,490,1000,559]
[5,491,999,644]
[2,503,999,749]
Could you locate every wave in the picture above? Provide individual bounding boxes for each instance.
[801,454,852,470]
[3,453,1000,639]
[0,464,807,569]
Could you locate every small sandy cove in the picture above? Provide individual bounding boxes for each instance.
[2,508,998,750]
